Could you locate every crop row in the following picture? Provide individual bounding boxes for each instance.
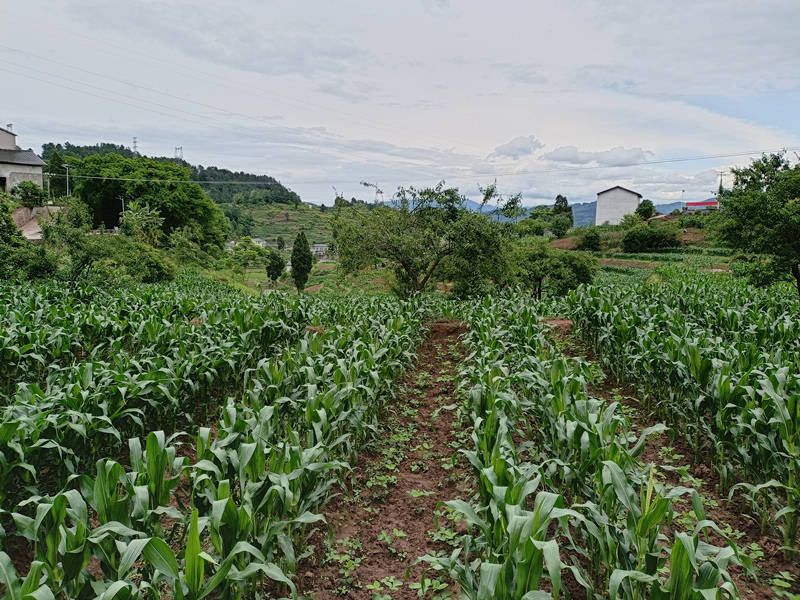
[566,274,800,555]
[0,281,434,598]
[422,294,744,599]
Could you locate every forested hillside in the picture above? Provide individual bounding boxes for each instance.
[41,142,300,206]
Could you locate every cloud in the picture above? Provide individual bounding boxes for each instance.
[490,135,544,160]
[541,146,652,166]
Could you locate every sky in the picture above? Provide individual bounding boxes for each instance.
[2,0,799,206]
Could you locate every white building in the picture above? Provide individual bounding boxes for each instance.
[311,243,329,258]
[595,186,642,225]
[0,124,44,193]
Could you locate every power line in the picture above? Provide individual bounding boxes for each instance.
[0,43,479,151]
[40,145,796,187]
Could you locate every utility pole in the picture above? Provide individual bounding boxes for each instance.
[174,146,183,160]
[133,137,138,153]
[62,164,71,197]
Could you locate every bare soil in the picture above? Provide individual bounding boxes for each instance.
[299,320,472,599]
[599,258,659,269]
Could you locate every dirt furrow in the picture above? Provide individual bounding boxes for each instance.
[299,320,472,600]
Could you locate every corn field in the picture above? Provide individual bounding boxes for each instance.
[566,272,800,559]
[0,271,795,599]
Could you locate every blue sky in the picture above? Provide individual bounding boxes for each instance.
[1,0,798,205]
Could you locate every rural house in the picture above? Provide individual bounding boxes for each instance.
[594,185,642,225]
[0,124,45,193]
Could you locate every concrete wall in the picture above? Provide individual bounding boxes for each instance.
[0,130,16,150]
[0,163,44,192]
[595,188,640,225]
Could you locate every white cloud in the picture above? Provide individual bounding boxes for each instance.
[541,146,652,166]
[490,136,544,160]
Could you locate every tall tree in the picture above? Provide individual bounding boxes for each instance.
[266,249,286,284]
[45,149,68,198]
[552,194,573,226]
[717,156,800,300]
[291,231,312,292]
[635,199,656,220]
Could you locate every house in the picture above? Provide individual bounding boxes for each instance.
[594,186,642,226]
[311,243,329,258]
[0,124,45,193]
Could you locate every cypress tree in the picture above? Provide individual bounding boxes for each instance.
[291,231,312,292]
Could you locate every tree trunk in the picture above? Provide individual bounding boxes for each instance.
[792,263,800,303]
[417,256,443,291]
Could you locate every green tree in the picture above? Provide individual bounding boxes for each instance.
[550,214,572,238]
[717,157,800,299]
[553,194,573,225]
[276,236,285,251]
[336,183,467,296]
[120,200,164,245]
[11,181,47,208]
[291,231,312,292]
[512,237,596,299]
[439,211,508,298]
[266,249,286,284]
[730,152,789,192]
[75,154,230,249]
[635,198,656,220]
[45,149,69,197]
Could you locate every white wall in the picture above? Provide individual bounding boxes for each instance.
[0,163,44,192]
[0,131,16,150]
[595,188,640,225]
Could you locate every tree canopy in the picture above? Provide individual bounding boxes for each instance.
[74,153,229,250]
[337,183,531,297]
[717,153,800,298]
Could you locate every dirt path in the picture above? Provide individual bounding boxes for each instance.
[299,320,472,599]
[543,318,799,599]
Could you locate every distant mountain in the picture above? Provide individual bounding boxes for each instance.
[571,202,596,227]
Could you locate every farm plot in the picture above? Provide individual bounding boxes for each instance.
[0,276,436,598]
[0,274,792,599]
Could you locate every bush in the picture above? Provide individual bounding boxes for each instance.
[730,253,787,287]
[579,226,601,251]
[11,181,46,208]
[622,225,680,253]
[678,213,707,229]
[619,213,644,229]
[550,214,572,238]
[512,237,597,299]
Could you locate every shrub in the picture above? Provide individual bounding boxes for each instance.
[550,214,572,238]
[619,213,644,229]
[579,226,601,251]
[622,225,680,253]
[730,253,787,287]
[11,181,46,208]
[678,213,707,229]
